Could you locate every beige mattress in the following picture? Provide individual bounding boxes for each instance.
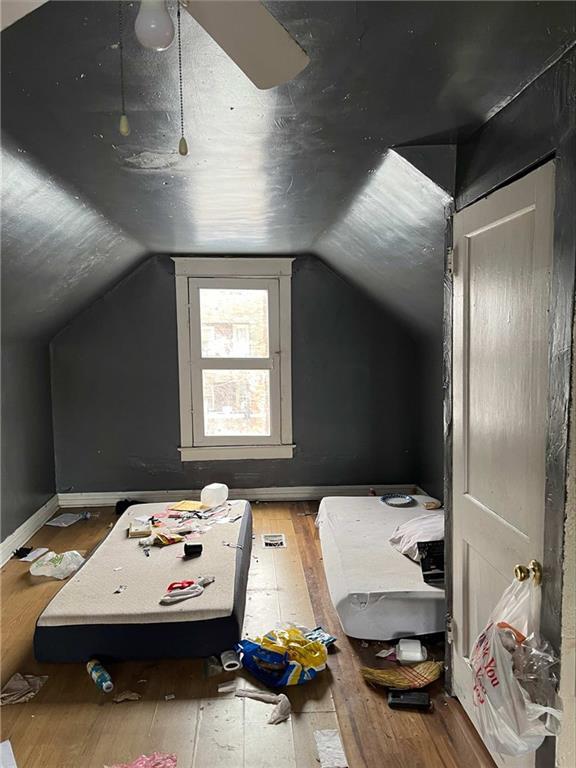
[38,500,249,627]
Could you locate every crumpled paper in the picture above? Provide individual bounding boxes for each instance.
[113,691,141,703]
[234,688,292,724]
[0,673,48,705]
[105,753,177,768]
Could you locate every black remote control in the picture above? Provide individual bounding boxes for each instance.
[387,690,432,711]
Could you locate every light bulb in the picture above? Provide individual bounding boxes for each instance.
[135,0,174,51]
[179,136,188,156]
[119,114,130,136]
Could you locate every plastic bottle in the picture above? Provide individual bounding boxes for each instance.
[86,659,114,692]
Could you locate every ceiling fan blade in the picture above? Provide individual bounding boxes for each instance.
[183,0,309,89]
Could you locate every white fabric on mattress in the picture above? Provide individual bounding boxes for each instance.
[318,496,445,641]
[38,501,248,627]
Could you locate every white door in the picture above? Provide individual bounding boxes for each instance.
[452,162,555,768]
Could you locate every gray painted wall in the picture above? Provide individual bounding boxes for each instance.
[1,341,55,539]
[51,255,421,492]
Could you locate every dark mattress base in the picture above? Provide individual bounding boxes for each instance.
[34,506,253,663]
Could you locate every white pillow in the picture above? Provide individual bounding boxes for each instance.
[389,513,444,561]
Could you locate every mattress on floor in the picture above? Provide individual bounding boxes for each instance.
[34,500,252,662]
[318,496,445,641]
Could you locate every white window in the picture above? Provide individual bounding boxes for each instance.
[173,258,294,461]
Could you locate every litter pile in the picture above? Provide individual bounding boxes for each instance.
[0,673,48,706]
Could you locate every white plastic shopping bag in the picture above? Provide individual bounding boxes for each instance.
[469,577,562,756]
[29,550,85,580]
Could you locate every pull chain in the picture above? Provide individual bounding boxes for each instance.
[177,2,188,155]
[118,1,130,136]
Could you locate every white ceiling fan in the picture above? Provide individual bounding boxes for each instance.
[0,0,310,90]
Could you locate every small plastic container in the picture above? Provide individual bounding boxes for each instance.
[201,483,229,508]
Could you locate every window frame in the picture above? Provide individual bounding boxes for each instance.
[173,257,294,461]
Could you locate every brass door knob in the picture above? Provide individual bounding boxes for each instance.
[514,564,530,582]
[514,560,543,584]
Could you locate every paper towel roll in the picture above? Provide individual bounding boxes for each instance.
[220,649,241,672]
[201,483,229,507]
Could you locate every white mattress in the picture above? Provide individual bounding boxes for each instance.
[38,500,249,626]
[318,496,445,641]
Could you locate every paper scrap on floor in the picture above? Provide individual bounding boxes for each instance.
[18,547,49,563]
[314,730,348,768]
[46,512,83,528]
[113,690,141,703]
[1,740,18,768]
[105,753,177,768]
[0,673,48,705]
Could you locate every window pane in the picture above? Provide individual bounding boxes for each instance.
[202,370,270,436]
[199,289,269,358]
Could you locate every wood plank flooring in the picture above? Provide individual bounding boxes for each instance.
[0,502,495,768]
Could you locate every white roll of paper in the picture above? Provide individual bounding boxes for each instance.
[220,649,241,672]
[201,483,229,508]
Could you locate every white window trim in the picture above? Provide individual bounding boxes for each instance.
[173,257,294,461]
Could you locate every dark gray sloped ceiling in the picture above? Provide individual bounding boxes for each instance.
[2,1,575,339]
[315,149,451,335]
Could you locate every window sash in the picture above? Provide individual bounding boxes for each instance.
[188,277,281,446]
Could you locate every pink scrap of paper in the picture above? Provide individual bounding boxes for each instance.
[106,753,177,768]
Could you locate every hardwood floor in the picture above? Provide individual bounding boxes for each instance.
[0,502,495,768]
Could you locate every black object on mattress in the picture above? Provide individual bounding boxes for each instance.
[34,507,253,663]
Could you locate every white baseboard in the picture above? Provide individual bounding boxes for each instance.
[57,484,419,508]
[0,495,59,567]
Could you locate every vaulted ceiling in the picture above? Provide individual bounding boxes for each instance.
[2,1,574,340]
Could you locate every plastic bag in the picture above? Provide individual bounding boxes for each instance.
[29,550,85,580]
[469,577,562,756]
[237,625,328,687]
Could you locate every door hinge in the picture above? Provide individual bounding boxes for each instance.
[446,247,455,277]
[446,613,454,645]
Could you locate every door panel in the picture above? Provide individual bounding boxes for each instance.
[452,162,555,768]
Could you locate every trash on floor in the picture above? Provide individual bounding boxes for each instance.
[361,660,443,689]
[305,627,337,647]
[14,547,49,563]
[235,689,292,724]
[204,656,223,678]
[314,729,348,768]
[388,690,432,711]
[375,647,396,659]
[104,752,177,768]
[261,533,286,548]
[220,649,241,672]
[237,625,327,687]
[113,690,142,703]
[0,739,18,768]
[29,550,85,579]
[114,585,127,594]
[12,546,32,559]
[45,512,84,528]
[269,693,291,724]
[217,680,237,694]
[0,673,48,705]
[87,659,114,693]
[164,693,176,701]
[395,638,427,662]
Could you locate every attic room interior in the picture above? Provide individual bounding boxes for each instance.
[1,0,576,766]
